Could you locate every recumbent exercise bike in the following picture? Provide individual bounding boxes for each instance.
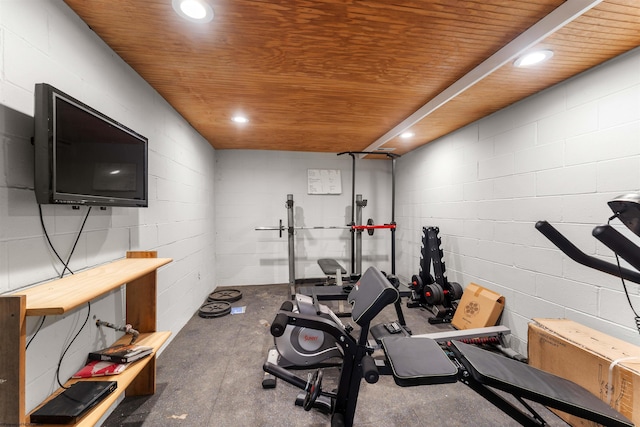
[262,271,413,390]
[263,266,633,427]
[268,293,345,369]
[264,268,411,370]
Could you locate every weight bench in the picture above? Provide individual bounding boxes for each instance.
[296,258,352,316]
[318,258,348,277]
[317,258,349,286]
[381,336,632,426]
[264,267,634,427]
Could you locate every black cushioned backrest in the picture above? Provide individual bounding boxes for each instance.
[347,267,398,326]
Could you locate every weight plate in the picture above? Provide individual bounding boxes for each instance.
[367,218,374,236]
[425,284,444,305]
[199,301,231,318]
[449,282,463,300]
[208,289,243,303]
[411,274,423,290]
[386,274,400,288]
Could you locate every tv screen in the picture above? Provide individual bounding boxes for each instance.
[34,83,148,207]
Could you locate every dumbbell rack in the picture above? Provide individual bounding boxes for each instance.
[407,226,462,323]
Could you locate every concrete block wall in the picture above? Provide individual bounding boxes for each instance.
[0,1,216,412]
[395,47,640,355]
[214,150,393,286]
[2,0,639,415]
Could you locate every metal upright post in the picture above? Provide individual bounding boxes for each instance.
[349,153,356,275]
[391,157,397,275]
[286,194,295,296]
[355,194,363,276]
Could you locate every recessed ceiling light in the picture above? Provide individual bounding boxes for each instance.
[232,115,249,124]
[400,131,414,139]
[514,50,554,68]
[172,0,214,23]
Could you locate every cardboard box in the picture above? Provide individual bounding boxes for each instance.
[528,318,640,426]
[451,283,504,330]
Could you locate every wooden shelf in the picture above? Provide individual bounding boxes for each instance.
[14,257,172,316]
[0,251,172,427]
[27,332,171,427]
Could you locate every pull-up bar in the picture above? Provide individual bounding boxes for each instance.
[336,151,400,159]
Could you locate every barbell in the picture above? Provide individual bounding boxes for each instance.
[255,218,395,236]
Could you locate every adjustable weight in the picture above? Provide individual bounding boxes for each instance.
[448,282,463,301]
[386,274,400,289]
[424,283,445,305]
[411,274,423,291]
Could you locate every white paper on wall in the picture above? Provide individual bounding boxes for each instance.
[307,169,342,194]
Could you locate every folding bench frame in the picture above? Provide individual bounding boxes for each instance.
[264,267,633,427]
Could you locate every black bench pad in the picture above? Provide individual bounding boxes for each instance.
[450,340,634,427]
[348,268,398,326]
[318,258,347,275]
[381,336,458,387]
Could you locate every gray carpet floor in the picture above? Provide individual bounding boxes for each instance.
[103,283,569,427]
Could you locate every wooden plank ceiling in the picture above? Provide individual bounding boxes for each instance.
[63,0,640,155]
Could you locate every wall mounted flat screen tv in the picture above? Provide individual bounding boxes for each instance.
[34,83,148,207]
